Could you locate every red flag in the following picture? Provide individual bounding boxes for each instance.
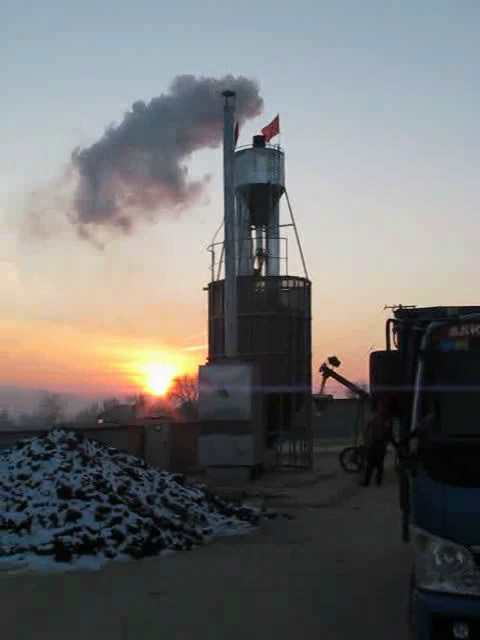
[261,115,280,142]
[234,122,239,147]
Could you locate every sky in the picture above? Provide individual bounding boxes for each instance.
[1,0,480,403]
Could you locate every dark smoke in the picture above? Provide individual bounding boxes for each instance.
[71,75,263,236]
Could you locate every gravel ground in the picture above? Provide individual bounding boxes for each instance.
[0,452,410,639]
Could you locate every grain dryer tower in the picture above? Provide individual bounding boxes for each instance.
[198,92,312,478]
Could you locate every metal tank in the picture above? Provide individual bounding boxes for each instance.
[206,133,312,469]
[207,276,312,462]
[235,135,285,277]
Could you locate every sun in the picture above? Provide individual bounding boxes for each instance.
[145,364,177,396]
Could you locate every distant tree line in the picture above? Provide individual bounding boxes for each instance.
[0,374,200,429]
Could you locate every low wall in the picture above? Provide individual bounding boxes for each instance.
[170,421,201,472]
[0,425,132,452]
[0,421,200,473]
[78,425,131,452]
[0,429,47,451]
[313,398,368,439]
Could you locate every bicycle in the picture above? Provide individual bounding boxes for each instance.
[339,443,401,474]
[339,445,366,473]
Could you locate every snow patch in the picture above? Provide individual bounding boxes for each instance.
[0,429,275,573]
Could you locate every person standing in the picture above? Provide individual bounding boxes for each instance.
[363,400,392,487]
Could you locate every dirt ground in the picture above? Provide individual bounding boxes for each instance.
[0,450,410,639]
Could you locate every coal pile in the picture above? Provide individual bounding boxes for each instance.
[0,429,273,571]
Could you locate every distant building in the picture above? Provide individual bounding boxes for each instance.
[97,404,136,426]
[96,398,176,427]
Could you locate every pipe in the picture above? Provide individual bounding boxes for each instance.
[266,202,280,276]
[237,200,253,276]
[319,363,370,401]
[386,319,394,351]
[255,226,264,263]
[222,90,238,358]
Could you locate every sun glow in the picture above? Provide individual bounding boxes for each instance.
[144,363,177,396]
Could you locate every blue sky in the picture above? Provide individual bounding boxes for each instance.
[1,0,480,396]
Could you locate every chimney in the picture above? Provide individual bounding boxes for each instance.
[222,90,238,358]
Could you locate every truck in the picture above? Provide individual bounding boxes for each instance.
[370,305,480,640]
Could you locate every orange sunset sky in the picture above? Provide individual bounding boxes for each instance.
[2,3,479,404]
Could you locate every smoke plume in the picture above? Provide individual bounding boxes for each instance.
[71,75,263,237]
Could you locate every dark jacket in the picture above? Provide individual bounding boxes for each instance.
[364,414,391,448]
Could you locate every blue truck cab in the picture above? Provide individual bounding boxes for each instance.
[370,306,480,640]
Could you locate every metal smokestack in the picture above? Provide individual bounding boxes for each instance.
[222,90,238,358]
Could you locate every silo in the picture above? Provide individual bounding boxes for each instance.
[206,133,312,468]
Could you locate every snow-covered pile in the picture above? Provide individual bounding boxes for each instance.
[0,429,273,571]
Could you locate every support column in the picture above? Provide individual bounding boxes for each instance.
[237,199,253,276]
[266,201,281,276]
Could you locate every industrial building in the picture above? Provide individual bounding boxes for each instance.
[198,91,313,481]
